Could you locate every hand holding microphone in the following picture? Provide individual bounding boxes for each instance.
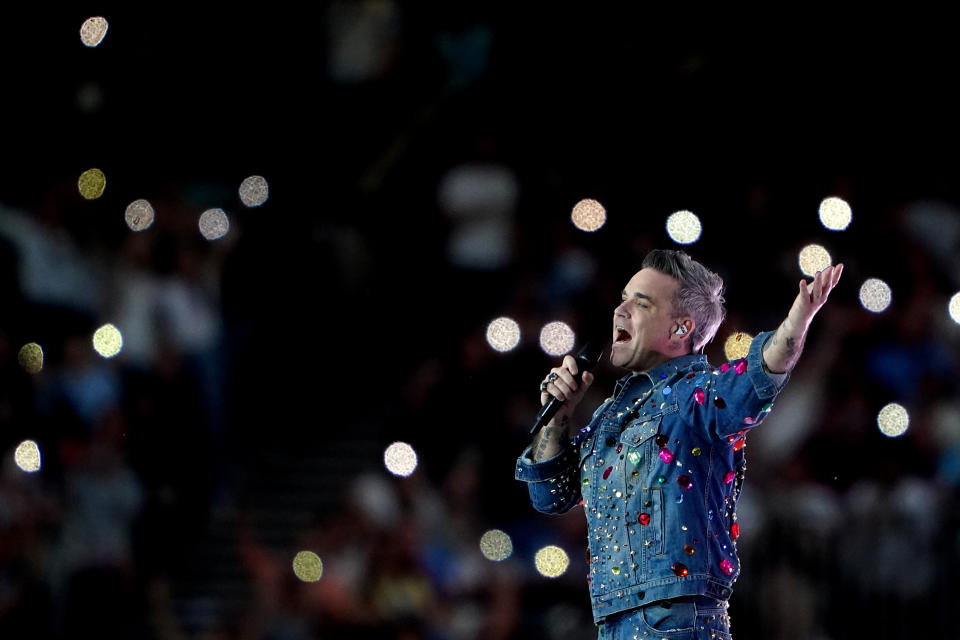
[532,342,604,435]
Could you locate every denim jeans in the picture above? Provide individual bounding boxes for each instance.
[597,598,732,640]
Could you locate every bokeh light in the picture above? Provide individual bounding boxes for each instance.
[199,208,230,240]
[949,292,960,324]
[570,198,606,232]
[239,175,269,207]
[479,529,513,561]
[798,244,832,277]
[877,403,909,437]
[486,317,521,352]
[93,324,123,358]
[292,551,323,582]
[78,168,106,200]
[18,343,44,374]
[125,199,155,231]
[534,545,569,578]
[383,442,418,477]
[539,321,575,356]
[859,278,892,313]
[723,332,753,361]
[665,210,702,245]
[80,16,109,47]
[14,440,41,473]
[818,197,852,231]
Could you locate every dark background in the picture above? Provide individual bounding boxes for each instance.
[1,5,959,639]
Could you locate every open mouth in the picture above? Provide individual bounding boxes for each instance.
[615,328,632,343]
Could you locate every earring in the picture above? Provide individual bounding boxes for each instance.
[676,325,688,336]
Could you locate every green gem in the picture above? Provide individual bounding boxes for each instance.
[611,566,621,575]
[582,477,590,485]
[657,475,666,484]
[691,447,702,456]
[627,449,641,465]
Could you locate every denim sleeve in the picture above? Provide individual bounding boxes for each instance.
[683,330,789,439]
[515,444,581,515]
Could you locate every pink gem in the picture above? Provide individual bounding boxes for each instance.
[720,363,730,373]
[734,360,747,375]
[638,513,650,525]
[603,466,613,480]
[743,416,756,425]
[658,448,674,464]
[677,475,693,490]
[719,559,734,576]
[693,388,705,405]
[723,470,736,484]
[731,522,740,540]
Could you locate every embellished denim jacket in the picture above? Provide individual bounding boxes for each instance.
[515,332,786,623]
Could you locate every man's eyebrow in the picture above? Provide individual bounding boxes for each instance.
[622,290,655,303]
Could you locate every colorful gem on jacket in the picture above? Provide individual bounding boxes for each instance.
[693,388,705,405]
[734,359,747,375]
[671,562,689,577]
[683,544,695,555]
[731,522,740,540]
[719,559,735,576]
[627,449,641,465]
[638,513,651,525]
[720,363,730,373]
[713,396,726,409]
[743,416,756,425]
[657,475,666,484]
[662,386,672,395]
[616,443,623,454]
[691,447,702,457]
[603,466,613,480]
[677,475,693,490]
[723,470,736,484]
[655,434,669,447]
[659,448,674,464]
[732,437,746,452]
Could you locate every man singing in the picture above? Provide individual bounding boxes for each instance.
[515,249,843,639]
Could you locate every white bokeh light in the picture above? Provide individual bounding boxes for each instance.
[486,317,521,352]
[534,545,570,578]
[384,442,418,477]
[571,199,607,232]
[949,292,960,324]
[80,16,109,47]
[798,244,832,277]
[199,208,230,240]
[239,175,269,207]
[666,210,702,245]
[859,278,892,313]
[14,440,41,473]
[479,529,514,561]
[819,197,852,231]
[877,403,909,437]
[125,199,155,231]
[93,324,123,358]
[539,321,575,356]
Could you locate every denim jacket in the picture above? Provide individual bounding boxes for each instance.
[515,332,786,623]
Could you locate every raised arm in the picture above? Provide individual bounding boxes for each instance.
[762,263,843,374]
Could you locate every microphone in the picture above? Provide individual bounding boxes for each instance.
[531,341,605,435]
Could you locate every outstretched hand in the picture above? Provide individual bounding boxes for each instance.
[789,263,844,328]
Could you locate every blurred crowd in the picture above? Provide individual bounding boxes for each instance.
[3,3,960,640]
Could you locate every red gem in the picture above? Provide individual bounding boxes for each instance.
[616,443,623,454]
[603,466,613,480]
[671,562,689,577]
[686,372,696,379]
[714,396,726,409]
[720,363,731,373]
[693,388,705,405]
[659,448,674,464]
[638,513,651,525]
[719,559,734,576]
[677,475,693,490]
[723,470,736,484]
[731,522,740,540]
[733,437,746,451]
[734,360,747,375]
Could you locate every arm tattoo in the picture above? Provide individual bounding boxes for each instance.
[533,415,569,462]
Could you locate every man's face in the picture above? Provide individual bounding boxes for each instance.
[610,268,686,372]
